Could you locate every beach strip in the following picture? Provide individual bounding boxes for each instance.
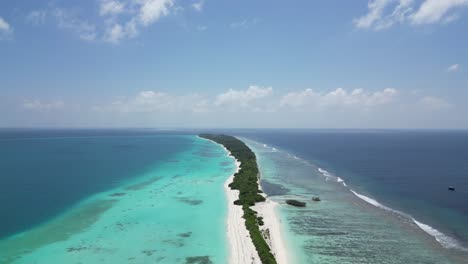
[224,147,289,264]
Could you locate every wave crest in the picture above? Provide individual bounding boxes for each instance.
[350,190,467,252]
[412,219,468,251]
[318,168,348,187]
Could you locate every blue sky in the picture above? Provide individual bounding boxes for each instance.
[0,0,467,128]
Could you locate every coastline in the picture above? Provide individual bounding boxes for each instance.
[252,198,289,264]
[220,142,289,264]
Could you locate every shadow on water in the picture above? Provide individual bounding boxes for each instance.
[0,199,116,264]
[124,176,163,191]
[185,256,213,264]
[176,197,204,206]
[260,180,290,196]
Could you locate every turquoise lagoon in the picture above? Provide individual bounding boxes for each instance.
[0,133,234,264]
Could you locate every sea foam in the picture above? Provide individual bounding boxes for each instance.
[350,190,467,252]
[318,168,347,187]
[412,219,468,251]
[350,190,394,212]
[252,140,468,254]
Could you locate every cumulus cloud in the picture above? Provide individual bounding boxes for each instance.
[354,0,468,30]
[22,100,65,111]
[138,0,174,25]
[0,16,13,37]
[215,86,273,110]
[91,85,453,121]
[447,63,460,72]
[280,88,398,109]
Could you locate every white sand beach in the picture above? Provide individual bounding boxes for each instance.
[252,198,289,264]
[224,148,289,264]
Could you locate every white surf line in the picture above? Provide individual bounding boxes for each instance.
[412,219,468,252]
[349,189,468,252]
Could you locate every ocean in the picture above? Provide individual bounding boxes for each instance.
[1,129,467,263]
[234,129,468,263]
[0,129,235,263]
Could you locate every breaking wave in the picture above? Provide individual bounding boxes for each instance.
[413,219,468,252]
[318,168,347,187]
[318,168,466,251]
[247,138,468,253]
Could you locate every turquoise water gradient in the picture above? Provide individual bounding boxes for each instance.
[0,135,234,263]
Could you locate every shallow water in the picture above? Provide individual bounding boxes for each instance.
[0,134,234,264]
[244,138,468,264]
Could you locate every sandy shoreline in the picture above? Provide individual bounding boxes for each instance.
[223,146,289,264]
[252,197,289,264]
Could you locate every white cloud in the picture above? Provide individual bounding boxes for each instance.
[26,10,47,25]
[91,86,453,122]
[0,16,13,36]
[104,19,138,43]
[281,88,398,109]
[354,0,396,30]
[22,100,65,111]
[447,63,460,72]
[100,0,174,43]
[52,8,97,41]
[230,19,257,29]
[138,0,174,26]
[97,91,208,113]
[31,0,178,44]
[355,0,468,30]
[419,96,451,110]
[215,86,273,110]
[192,0,204,12]
[411,0,468,24]
[99,0,125,16]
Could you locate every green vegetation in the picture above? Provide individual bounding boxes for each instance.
[199,134,277,264]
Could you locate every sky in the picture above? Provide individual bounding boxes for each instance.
[0,0,467,129]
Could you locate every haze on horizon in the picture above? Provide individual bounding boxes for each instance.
[1,0,467,129]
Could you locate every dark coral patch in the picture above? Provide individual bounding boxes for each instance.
[178,232,192,238]
[177,197,203,206]
[109,192,126,197]
[125,176,162,191]
[142,249,157,256]
[162,239,184,247]
[185,256,213,264]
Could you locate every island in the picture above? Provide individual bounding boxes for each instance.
[199,134,278,264]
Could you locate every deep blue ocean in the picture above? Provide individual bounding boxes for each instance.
[234,129,468,251]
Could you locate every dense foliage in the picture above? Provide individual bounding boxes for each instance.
[199,134,277,264]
